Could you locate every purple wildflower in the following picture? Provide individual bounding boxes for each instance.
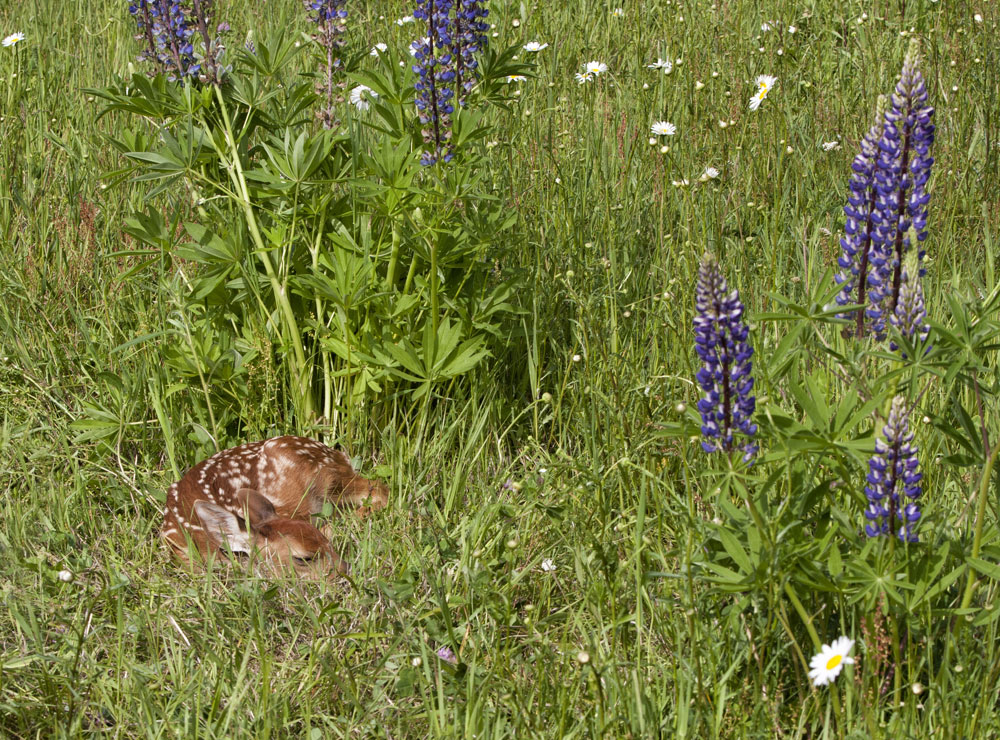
[834,97,887,337]
[864,396,922,542]
[693,253,757,462]
[451,0,489,105]
[413,0,456,165]
[867,40,935,338]
[305,0,348,128]
[128,0,199,81]
[436,645,458,664]
[888,267,930,354]
[188,0,229,84]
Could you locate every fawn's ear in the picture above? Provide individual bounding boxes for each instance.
[235,488,278,528]
[193,501,253,554]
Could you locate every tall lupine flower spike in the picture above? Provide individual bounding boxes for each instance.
[188,0,230,84]
[305,0,348,128]
[834,96,888,338]
[693,253,758,462]
[865,395,922,542]
[888,265,930,355]
[128,0,199,81]
[413,0,457,165]
[451,0,489,106]
[867,40,935,338]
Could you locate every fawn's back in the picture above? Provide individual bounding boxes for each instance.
[161,436,388,579]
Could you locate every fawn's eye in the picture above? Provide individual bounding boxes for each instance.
[293,553,317,564]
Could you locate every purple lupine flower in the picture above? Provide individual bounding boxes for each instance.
[888,267,930,354]
[833,97,886,337]
[451,0,489,106]
[128,0,199,81]
[864,395,922,542]
[693,253,758,462]
[867,40,935,338]
[413,0,456,165]
[305,0,348,128]
[188,0,229,84]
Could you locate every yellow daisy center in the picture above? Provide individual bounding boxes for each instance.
[825,654,843,671]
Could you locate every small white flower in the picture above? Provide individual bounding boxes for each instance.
[541,558,556,572]
[2,32,25,47]
[808,637,855,687]
[349,85,378,111]
[575,72,593,84]
[370,43,388,56]
[699,166,720,181]
[822,140,840,151]
[506,74,527,83]
[671,178,690,188]
[748,74,777,111]
[650,121,677,136]
[974,13,983,23]
[396,15,415,25]
[57,570,73,582]
[761,20,777,32]
[523,41,548,52]
[512,18,520,27]
[612,7,624,16]
[788,25,797,34]
[585,61,608,76]
[647,58,673,74]
[695,80,705,90]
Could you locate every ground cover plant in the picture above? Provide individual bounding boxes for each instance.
[2,0,1000,737]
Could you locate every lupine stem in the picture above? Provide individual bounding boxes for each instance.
[212,85,314,421]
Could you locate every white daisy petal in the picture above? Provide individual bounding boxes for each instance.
[2,32,25,47]
[808,637,855,687]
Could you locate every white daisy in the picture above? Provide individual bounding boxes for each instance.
[395,15,415,25]
[808,637,855,687]
[370,43,388,56]
[506,74,527,83]
[699,166,720,181]
[612,7,624,16]
[349,85,378,111]
[523,41,549,52]
[585,61,608,77]
[822,140,840,151]
[761,20,777,32]
[650,121,676,136]
[647,58,673,74]
[575,72,593,84]
[748,74,777,111]
[2,32,25,47]
[540,558,556,572]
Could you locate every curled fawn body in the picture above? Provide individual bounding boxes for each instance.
[161,436,388,579]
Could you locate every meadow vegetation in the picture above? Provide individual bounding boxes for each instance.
[2,0,1000,737]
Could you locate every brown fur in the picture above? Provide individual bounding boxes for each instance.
[161,436,388,579]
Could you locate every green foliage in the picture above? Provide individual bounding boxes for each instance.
[3,0,1000,737]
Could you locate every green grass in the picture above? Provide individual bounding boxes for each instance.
[2,0,1000,737]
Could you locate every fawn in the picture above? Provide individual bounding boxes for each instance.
[161,436,388,579]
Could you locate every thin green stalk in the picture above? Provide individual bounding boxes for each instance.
[960,440,1000,610]
[211,84,314,422]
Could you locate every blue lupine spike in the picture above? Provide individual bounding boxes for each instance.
[413,0,457,165]
[450,0,489,106]
[833,96,888,337]
[693,253,757,462]
[305,0,348,128]
[864,396,922,542]
[889,265,930,355]
[129,0,199,81]
[867,40,935,339]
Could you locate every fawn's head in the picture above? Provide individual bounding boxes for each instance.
[193,488,346,580]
